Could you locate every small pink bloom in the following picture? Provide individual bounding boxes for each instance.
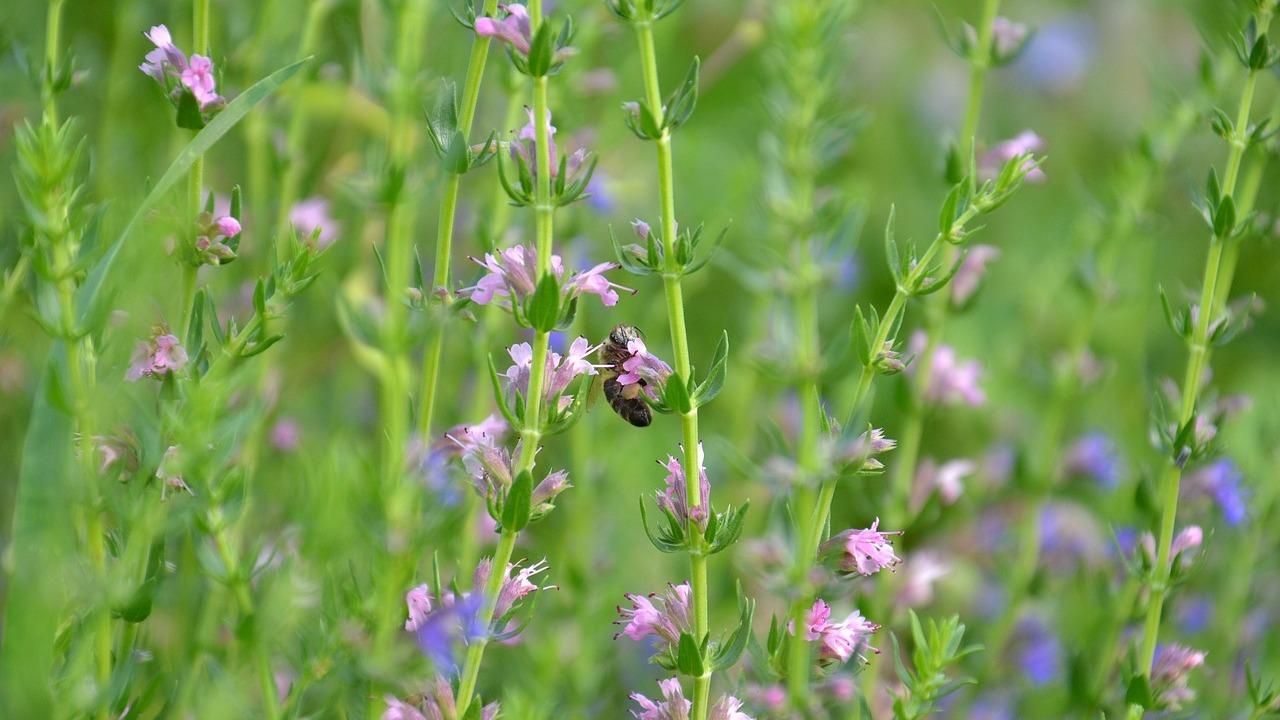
[615,582,694,653]
[269,418,301,452]
[907,331,986,406]
[791,599,880,667]
[950,244,1000,306]
[404,584,434,632]
[181,54,220,107]
[822,518,903,576]
[979,130,1045,183]
[126,331,189,381]
[290,197,339,248]
[657,444,712,531]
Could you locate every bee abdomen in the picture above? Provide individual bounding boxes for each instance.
[604,376,652,428]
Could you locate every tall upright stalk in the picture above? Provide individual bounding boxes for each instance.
[1129,4,1276,717]
[455,1,557,710]
[418,0,501,438]
[630,17,713,718]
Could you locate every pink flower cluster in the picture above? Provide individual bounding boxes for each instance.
[614,581,694,653]
[616,335,673,401]
[795,599,880,666]
[629,678,754,720]
[139,25,226,112]
[657,445,711,531]
[461,245,634,310]
[126,331,188,381]
[822,518,903,576]
[502,337,601,411]
[908,331,986,406]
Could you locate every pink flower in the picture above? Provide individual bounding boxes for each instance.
[1140,525,1203,571]
[907,331,986,406]
[126,331,188,381]
[615,582,694,653]
[156,445,193,500]
[501,337,601,411]
[950,244,1000,306]
[979,130,1045,183]
[269,418,301,452]
[381,696,428,720]
[472,557,549,628]
[1151,644,1206,709]
[404,584,435,632]
[822,518,903,576]
[383,676,499,720]
[629,678,691,720]
[475,4,576,65]
[792,599,880,666]
[615,336,674,400]
[475,4,533,54]
[140,25,187,81]
[657,445,711,531]
[290,197,339,248]
[181,54,220,107]
[459,244,633,310]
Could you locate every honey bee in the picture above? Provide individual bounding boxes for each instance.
[599,324,652,427]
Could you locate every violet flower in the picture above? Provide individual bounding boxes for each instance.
[475,4,576,66]
[657,444,711,531]
[615,582,694,655]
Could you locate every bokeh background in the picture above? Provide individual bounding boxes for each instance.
[2,0,1279,717]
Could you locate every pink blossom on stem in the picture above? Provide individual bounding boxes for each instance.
[822,518,903,576]
[657,444,711,531]
[126,331,188,381]
[979,130,1045,183]
[950,244,1000,306]
[472,557,549,628]
[617,336,674,401]
[459,244,633,310]
[792,599,880,666]
[907,331,986,406]
[615,582,694,653]
[1151,644,1205,709]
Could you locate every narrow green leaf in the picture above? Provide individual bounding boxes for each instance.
[0,349,76,718]
[692,330,729,406]
[502,470,533,533]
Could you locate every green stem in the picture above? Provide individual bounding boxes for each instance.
[42,0,66,120]
[634,14,713,718]
[417,0,500,438]
[1131,8,1272,714]
[455,528,518,707]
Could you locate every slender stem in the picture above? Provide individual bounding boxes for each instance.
[1131,8,1272,714]
[42,0,66,120]
[634,13,713,717]
[455,5,557,708]
[455,528,518,707]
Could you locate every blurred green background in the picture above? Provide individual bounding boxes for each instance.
[2,0,1279,717]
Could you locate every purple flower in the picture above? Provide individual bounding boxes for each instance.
[897,549,951,607]
[1150,644,1205,709]
[475,4,576,65]
[1063,432,1123,488]
[1015,618,1062,686]
[459,244,634,311]
[657,445,711,531]
[615,582,694,655]
[1185,459,1247,525]
[193,210,242,265]
[822,518,903,576]
[950,244,1000,306]
[907,331,986,406]
[269,418,301,452]
[978,130,1045,183]
[290,197,339,248]
[126,331,188,381]
[140,25,186,81]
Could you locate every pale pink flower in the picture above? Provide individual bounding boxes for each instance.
[979,130,1045,183]
[616,336,674,401]
[657,444,711,531]
[404,584,435,632]
[792,599,880,666]
[472,558,548,625]
[822,518,903,576]
[126,332,188,381]
[1151,644,1206,709]
[269,418,301,452]
[475,4,576,65]
[181,55,219,106]
[950,244,1000,306]
[459,244,633,310]
[629,678,691,720]
[290,197,340,248]
[615,582,694,653]
[907,331,986,406]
